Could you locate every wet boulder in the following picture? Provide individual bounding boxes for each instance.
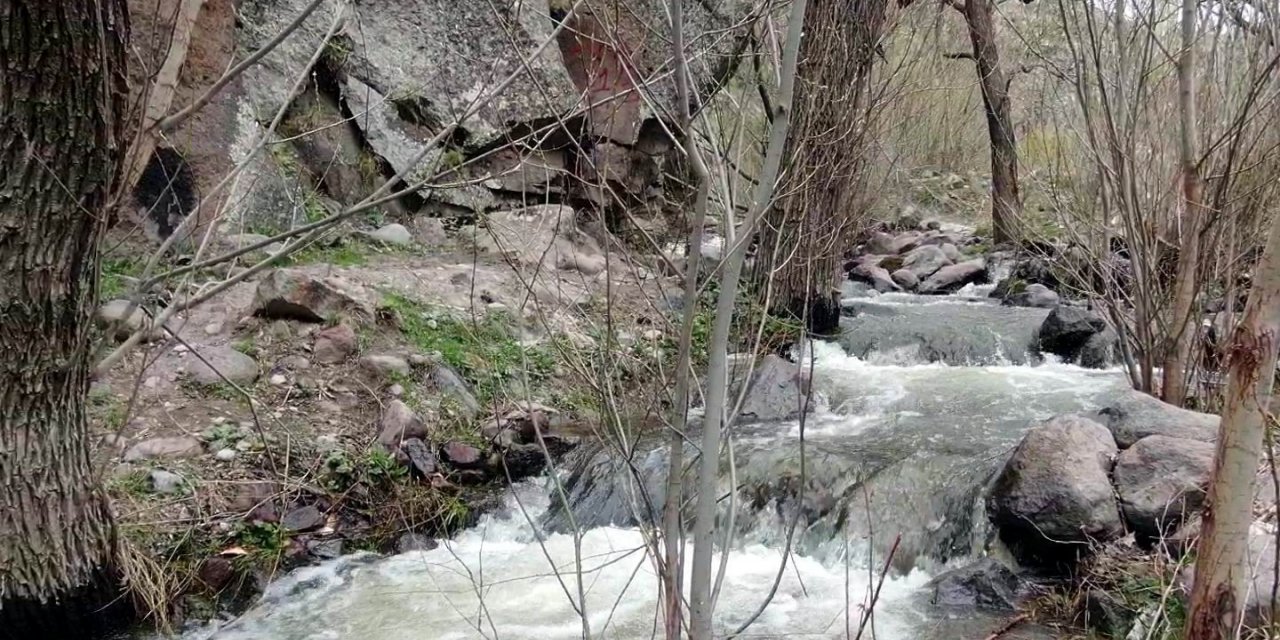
[1113,435,1213,540]
[1077,329,1118,369]
[1036,306,1106,363]
[928,558,1033,611]
[989,415,1123,567]
[737,355,812,423]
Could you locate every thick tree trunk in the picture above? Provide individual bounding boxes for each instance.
[1162,0,1205,407]
[959,0,1021,246]
[1184,204,1280,639]
[753,0,891,335]
[0,0,130,636]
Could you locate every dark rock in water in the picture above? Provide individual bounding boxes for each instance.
[500,442,551,479]
[1004,283,1059,309]
[401,438,439,477]
[1091,389,1218,448]
[918,259,988,294]
[396,532,439,553]
[1113,435,1212,540]
[441,441,485,470]
[737,355,812,423]
[988,415,1122,568]
[1009,253,1060,290]
[281,505,325,532]
[928,558,1031,611]
[1036,306,1106,362]
[1077,328,1117,369]
[1079,588,1135,638]
[133,146,196,239]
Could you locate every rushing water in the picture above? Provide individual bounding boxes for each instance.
[190,289,1128,640]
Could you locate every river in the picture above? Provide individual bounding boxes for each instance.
[194,286,1130,639]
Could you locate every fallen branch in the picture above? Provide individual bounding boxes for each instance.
[983,612,1030,640]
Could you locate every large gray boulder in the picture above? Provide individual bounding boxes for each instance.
[226,103,309,234]
[989,415,1123,566]
[1091,389,1219,449]
[474,205,607,276]
[901,245,951,279]
[918,259,988,295]
[238,0,573,140]
[1113,435,1213,540]
[187,347,260,386]
[737,355,812,423]
[253,269,375,323]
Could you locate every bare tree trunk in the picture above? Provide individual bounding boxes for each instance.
[0,0,130,636]
[661,0,711,635]
[1184,192,1280,640]
[688,0,808,635]
[754,0,890,336]
[951,0,1021,245]
[1163,0,1206,407]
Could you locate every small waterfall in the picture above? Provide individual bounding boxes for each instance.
[193,288,1129,640]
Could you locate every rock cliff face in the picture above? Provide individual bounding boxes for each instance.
[128,0,752,241]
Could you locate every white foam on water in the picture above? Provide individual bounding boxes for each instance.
[205,481,933,640]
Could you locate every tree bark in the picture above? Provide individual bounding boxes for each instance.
[956,0,1021,245]
[0,0,130,636]
[1184,199,1280,640]
[753,0,891,336]
[1162,0,1205,408]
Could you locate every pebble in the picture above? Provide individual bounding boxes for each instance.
[389,383,405,397]
[215,448,237,462]
[269,373,288,386]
